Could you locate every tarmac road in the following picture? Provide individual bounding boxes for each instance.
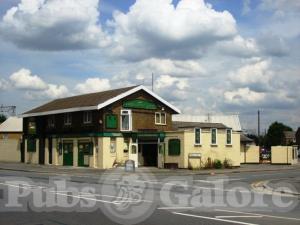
[0,165,299,225]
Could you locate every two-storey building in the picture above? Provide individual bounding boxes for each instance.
[21,85,180,169]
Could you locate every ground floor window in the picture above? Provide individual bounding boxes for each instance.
[110,137,116,153]
[168,139,180,156]
[211,128,217,145]
[195,128,201,145]
[226,129,232,145]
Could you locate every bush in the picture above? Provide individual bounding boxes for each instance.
[203,157,213,169]
[223,158,233,169]
[214,159,222,169]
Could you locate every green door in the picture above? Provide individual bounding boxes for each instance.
[78,142,92,167]
[63,143,73,166]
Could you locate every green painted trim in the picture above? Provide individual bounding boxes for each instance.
[45,131,166,139]
[123,99,157,110]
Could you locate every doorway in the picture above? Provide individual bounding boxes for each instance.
[138,139,158,167]
[39,138,45,165]
[48,137,52,164]
[63,142,73,166]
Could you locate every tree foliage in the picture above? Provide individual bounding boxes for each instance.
[0,114,7,123]
[265,121,292,148]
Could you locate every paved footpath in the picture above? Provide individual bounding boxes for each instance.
[0,161,299,177]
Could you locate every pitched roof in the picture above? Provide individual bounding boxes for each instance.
[0,117,22,132]
[240,134,254,143]
[22,85,181,117]
[283,131,296,139]
[172,114,241,131]
[172,121,228,130]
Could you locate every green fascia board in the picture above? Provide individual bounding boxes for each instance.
[34,131,166,139]
[123,99,157,110]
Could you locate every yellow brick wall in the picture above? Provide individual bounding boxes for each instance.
[0,139,21,162]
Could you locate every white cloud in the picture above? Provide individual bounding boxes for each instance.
[8,68,68,99]
[108,0,237,60]
[217,35,259,57]
[9,68,47,90]
[224,87,265,105]
[75,77,111,94]
[229,59,273,91]
[0,0,110,50]
[155,75,188,90]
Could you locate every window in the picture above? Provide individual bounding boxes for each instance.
[28,121,36,134]
[48,115,55,128]
[123,138,129,153]
[155,112,166,125]
[211,128,217,145]
[226,129,232,145]
[106,114,117,129]
[110,137,116,153]
[64,113,72,125]
[168,139,180,156]
[121,110,132,131]
[83,111,92,124]
[27,138,36,152]
[195,128,201,145]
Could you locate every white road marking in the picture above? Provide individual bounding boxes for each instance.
[158,206,195,210]
[51,192,120,204]
[78,192,153,203]
[216,216,263,218]
[215,209,300,221]
[194,178,243,183]
[172,212,259,225]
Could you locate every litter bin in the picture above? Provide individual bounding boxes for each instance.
[125,160,135,172]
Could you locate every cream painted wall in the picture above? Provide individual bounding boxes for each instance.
[98,137,117,169]
[240,145,259,163]
[165,129,241,169]
[25,139,39,164]
[0,139,21,162]
[271,146,298,165]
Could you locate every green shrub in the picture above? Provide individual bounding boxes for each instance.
[214,159,222,169]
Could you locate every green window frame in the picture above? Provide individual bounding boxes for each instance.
[226,129,232,145]
[168,139,180,156]
[27,138,36,152]
[195,128,201,145]
[106,114,118,129]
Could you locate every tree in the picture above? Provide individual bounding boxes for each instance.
[0,114,6,123]
[265,121,292,148]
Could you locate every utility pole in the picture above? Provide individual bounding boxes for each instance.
[152,72,154,92]
[258,110,260,137]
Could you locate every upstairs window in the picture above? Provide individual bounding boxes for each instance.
[211,128,217,145]
[155,112,166,125]
[226,129,232,145]
[121,110,132,131]
[83,111,92,124]
[48,115,55,128]
[195,128,201,145]
[106,114,117,129]
[64,113,72,126]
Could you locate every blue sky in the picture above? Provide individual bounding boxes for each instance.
[0,0,299,133]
